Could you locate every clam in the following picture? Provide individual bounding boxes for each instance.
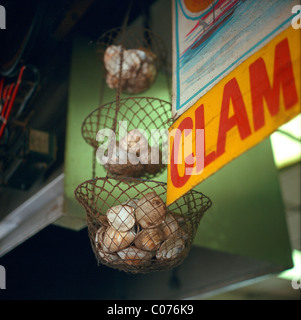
[104,45,142,79]
[103,45,157,94]
[106,72,126,90]
[122,198,139,209]
[106,70,155,94]
[125,62,157,93]
[124,74,152,93]
[156,237,185,260]
[134,227,164,252]
[94,226,120,263]
[97,215,110,227]
[102,226,136,253]
[135,192,166,228]
[103,143,145,177]
[119,129,149,155]
[95,225,107,249]
[159,213,189,242]
[122,49,143,79]
[141,57,157,79]
[117,246,154,266]
[106,204,135,232]
[98,143,139,177]
[159,213,180,239]
[98,250,121,263]
[173,227,189,242]
[103,45,122,75]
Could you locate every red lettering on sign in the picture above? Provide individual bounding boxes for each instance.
[170,117,193,188]
[216,78,252,157]
[249,38,298,131]
[195,104,216,167]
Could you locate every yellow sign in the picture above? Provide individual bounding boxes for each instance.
[167,27,300,205]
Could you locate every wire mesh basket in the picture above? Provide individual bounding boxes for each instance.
[82,97,172,179]
[74,177,212,274]
[96,26,167,94]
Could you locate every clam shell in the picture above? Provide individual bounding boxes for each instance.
[117,246,153,266]
[135,192,166,228]
[173,227,189,242]
[156,237,185,260]
[98,250,121,263]
[102,226,136,253]
[136,48,157,64]
[106,204,135,232]
[106,73,147,93]
[119,129,149,154]
[104,46,157,93]
[97,215,110,227]
[106,72,127,90]
[104,45,142,79]
[159,213,180,239]
[134,227,164,252]
[95,225,106,248]
[122,49,142,78]
[103,45,122,75]
[94,226,120,263]
[125,66,156,93]
[103,145,145,177]
[106,70,154,94]
[122,198,139,209]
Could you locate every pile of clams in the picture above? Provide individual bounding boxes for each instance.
[94,191,189,268]
[103,45,158,94]
[102,129,164,177]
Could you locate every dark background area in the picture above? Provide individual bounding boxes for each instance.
[1,224,129,300]
[0,0,159,300]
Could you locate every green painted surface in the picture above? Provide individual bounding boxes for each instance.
[64,34,293,269]
[194,138,293,268]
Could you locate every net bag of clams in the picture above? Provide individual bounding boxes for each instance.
[82,97,171,179]
[96,26,167,94]
[74,177,212,274]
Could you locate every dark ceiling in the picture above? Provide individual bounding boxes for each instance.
[0,0,157,76]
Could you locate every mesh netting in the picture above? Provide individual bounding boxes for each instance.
[74,177,212,274]
[82,97,172,179]
[96,27,167,94]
